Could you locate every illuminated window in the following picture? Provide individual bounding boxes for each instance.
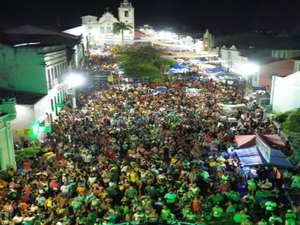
[100,27,104,32]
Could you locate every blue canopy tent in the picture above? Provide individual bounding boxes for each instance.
[186,76,200,81]
[154,86,168,93]
[234,146,294,169]
[168,64,192,74]
[116,68,125,74]
[170,64,192,70]
[207,67,223,74]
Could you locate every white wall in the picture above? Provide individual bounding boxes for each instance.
[11,105,35,130]
[271,72,300,113]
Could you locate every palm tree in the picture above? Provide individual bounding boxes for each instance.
[112,22,133,44]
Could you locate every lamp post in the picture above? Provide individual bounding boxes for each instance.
[65,73,85,109]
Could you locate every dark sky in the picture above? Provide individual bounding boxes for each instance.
[1,0,300,33]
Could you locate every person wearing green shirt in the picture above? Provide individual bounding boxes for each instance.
[268,213,283,225]
[208,192,224,205]
[285,209,297,225]
[227,191,240,203]
[226,201,237,219]
[87,211,98,225]
[233,211,242,224]
[107,74,114,84]
[182,205,191,219]
[247,178,257,194]
[161,205,171,221]
[265,201,277,213]
[186,211,197,222]
[125,185,137,199]
[257,218,268,225]
[212,204,224,221]
[164,189,177,210]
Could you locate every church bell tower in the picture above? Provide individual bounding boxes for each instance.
[118,0,135,29]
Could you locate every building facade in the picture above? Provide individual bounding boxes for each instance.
[271,71,300,113]
[203,29,214,52]
[67,0,135,49]
[0,98,17,170]
[0,26,83,141]
[259,59,294,89]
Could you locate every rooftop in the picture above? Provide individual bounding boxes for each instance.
[0,24,81,47]
[0,89,45,105]
[215,32,300,50]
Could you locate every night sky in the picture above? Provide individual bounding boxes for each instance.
[1,0,300,33]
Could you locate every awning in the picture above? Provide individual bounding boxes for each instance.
[234,146,294,168]
[234,134,286,149]
[207,67,223,73]
[235,146,264,166]
[155,86,168,93]
[235,135,256,147]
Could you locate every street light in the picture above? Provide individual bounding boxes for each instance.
[65,73,85,109]
[239,62,259,87]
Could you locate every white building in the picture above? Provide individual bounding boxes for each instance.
[64,0,135,49]
[270,71,300,113]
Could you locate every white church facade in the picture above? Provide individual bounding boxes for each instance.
[64,0,135,49]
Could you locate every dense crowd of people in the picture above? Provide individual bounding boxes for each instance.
[0,54,300,225]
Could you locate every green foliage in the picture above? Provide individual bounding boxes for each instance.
[110,45,127,55]
[112,22,133,34]
[282,108,300,160]
[274,111,291,123]
[116,45,176,83]
[15,147,40,162]
[124,62,162,78]
[283,108,300,133]
[112,22,133,44]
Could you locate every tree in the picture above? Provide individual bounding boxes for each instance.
[115,45,176,83]
[112,22,133,44]
[284,108,300,133]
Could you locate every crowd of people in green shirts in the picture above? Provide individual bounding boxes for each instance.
[0,55,300,225]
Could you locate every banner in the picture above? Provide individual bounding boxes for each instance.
[256,134,271,163]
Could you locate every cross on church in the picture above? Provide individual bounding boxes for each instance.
[106,7,110,12]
